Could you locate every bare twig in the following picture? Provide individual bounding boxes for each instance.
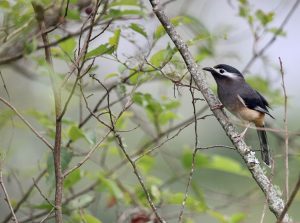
[33,178,55,207]
[1,170,47,223]
[63,129,111,178]
[178,77,199,222]
[277,174,300,223]
[149,0,291,221]
[0,96,53,151]
[0,170,19,223]
[279,57,289,201]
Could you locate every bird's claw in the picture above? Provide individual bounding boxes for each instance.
[211,103,224,111]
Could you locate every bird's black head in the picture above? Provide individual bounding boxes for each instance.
[203,64,243,79]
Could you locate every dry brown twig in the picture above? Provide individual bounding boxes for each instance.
[149,0,291,221]
[279,57,289,201]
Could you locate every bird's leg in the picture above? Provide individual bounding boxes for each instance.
[234,123,251,141]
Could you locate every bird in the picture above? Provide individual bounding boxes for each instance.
[202,64,274,166]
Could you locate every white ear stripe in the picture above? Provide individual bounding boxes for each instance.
[220,71,239,79]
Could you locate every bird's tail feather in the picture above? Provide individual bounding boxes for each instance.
[257,126,271,166]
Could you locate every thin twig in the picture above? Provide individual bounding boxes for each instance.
[279,57,289,201]
[32,178,55,207]
[1,170,47,223]
[277,174,300,223]
[0,96,53,151]
[0,170,19,223]
[63,130,111,178]
[178,76,199,222]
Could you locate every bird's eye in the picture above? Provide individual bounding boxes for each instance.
[219,69,225,74]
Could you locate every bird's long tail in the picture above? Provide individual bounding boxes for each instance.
[256,125,271,166]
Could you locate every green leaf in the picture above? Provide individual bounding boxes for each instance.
[181,150,249,177]
[158,110,178,125]
[109,28,121,49]
[129,23,147,37]
[154,16,193,39]
[136,155,155,173]
[110,0,140,6]
[104,72,119,79]
[47,149,73,184]
[208,155,249,177]
[68,125,85,142]
[255,9,274,26]
[208,210,227,223]
[65,8,80,20]
[31,203,53,210]
[0,109,15,129]
[64,169,82,189]
[167,192,206,212]
[0,0,10,8]
[150,45,176,67]
[115,111,133,130]
[106,9,144,19]
[70,213,102,223]
[59,38,76,57]
[98,175,124,200]
[238,6,249,18]
[86,43,114,59]
[230,213,246,223]
[268,27,286,36]
[69,195,94,210]
[181,149,210,169]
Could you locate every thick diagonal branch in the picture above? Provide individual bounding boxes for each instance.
[149,0,291,222]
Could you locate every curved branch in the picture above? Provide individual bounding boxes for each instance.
[148,0,291,222]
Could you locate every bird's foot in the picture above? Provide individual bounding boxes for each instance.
[211,103,224,111]
[233,132,246,142]
[233,124,250,142]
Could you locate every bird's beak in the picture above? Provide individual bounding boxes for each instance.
[202,67,214,72]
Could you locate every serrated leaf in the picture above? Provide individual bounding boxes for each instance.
[86,43,114,59]
[129,23,147,37]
